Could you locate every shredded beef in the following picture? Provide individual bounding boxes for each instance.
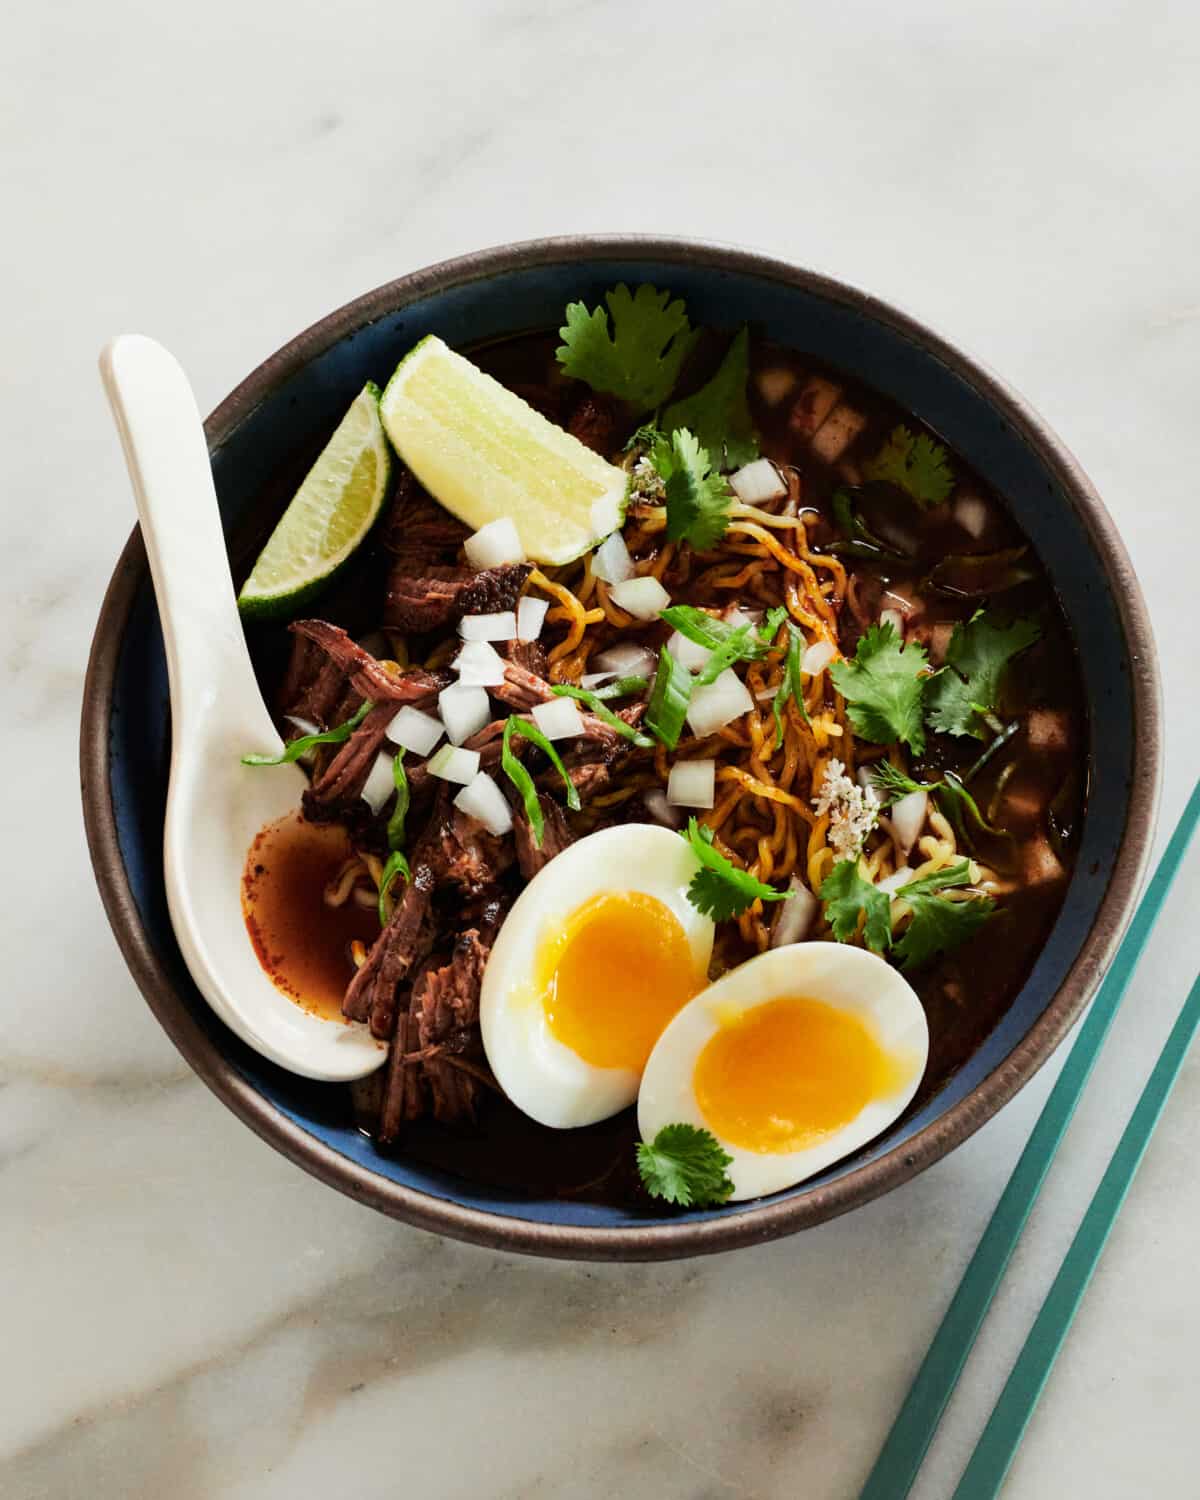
[385,561,532,634]
[383,469,469,564]
[302,701,397,821]
[502,638,549,679]
[342,863,436,1037]
[567,391,621,454]
[277,634,362,729]
[513,793,576,877]
[491,658,556,712]
[289,620,447,705]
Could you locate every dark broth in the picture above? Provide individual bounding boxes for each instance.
[246,327,1086,1205]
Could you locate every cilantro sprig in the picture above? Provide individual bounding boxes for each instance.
[683,818,789,922]
[652,429,733,551]
[925,610,1041,739]
[829,622,929,753]
[660,326,759,471]
[556,284,699,413]
[636,1123,734,1207]
[863,425,954,508]
[820,856,994,970]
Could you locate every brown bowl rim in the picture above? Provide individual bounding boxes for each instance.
[81,234,1162,1261]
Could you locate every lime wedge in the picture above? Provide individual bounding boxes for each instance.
[237,382,391,621]
[379,336,627,566]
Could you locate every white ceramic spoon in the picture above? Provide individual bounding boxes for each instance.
[100,335,386,1082]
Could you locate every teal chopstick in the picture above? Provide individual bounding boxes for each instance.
[859,779,1200,1500]
[953,964,1200,1497]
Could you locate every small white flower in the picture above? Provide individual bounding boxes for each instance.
[813,757,880,862]
[629,455,666,502]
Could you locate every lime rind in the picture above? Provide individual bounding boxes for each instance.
[238,383,391,621]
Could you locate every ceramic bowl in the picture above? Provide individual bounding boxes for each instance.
[81,236,1161,1260]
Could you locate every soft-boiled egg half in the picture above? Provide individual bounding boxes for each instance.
[638,943,929,1200]
[480,825,714,1128]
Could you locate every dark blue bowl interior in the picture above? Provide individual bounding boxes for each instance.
[107,257,1134,1229]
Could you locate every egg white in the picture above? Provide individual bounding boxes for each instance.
[480,824,715,1129]
[638,942,929,1200]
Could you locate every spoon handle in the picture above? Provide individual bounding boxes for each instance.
[100,335,277,743]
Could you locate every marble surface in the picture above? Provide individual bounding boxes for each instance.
[4,0,1200,1494]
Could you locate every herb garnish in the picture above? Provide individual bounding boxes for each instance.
[651,429,734,551]
[636,1123,734,1207]
[819,859,893,954]
[828,488,906,561]
[241,700,372,767]
[829,622,929,753]
[500,717,581,847]
[549,683,654,746]
[556,284,699,413]
[377,753,412,923]
[645,644,693,750]
[925,609,1041,739]
[771,625,811,747]
[660,326,759,471]
[682,818,789,922]
[863,425,954,508]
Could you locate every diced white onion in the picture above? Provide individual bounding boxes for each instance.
[643,787,683,828]
[531,698,586,741]
[464,517,524,569]
[581,671,616,689]
[427,744,481,785]
[454,639,507,686]
[879,608,907,637]
[610,575,671,620]
[592,531,634,585]
[453,771,513,836]
[385,705,444,757]
[756,368,797,407]
[593,642,658,678]
[459,611,518,642]
[888,790,928,858]
[516,595,547,642]
[729,458,787,505]
[955,491,990,539]
[438,684,491,745]
[686,669,754,738]
[878,866,914,896]
[360,752,397,814]
[801,640,836,676]
[667,759,716,809]
[667,630,712,673]
[770,876,818,947]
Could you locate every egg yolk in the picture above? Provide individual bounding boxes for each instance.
[694,996,902,1154]
[538,891,702,1072]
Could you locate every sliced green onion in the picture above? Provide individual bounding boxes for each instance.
[550,683,653,746]
[386,752,409,850]
[241,700,372,767]
[659,605,741,651]
[501,716,581,847]
[695,625,757,687]
[645,644,693,750]
[771,627,811,747]
[588,674,650,701]
[377,848,411,925]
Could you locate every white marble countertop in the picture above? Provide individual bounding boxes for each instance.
[5,1,1200,1495]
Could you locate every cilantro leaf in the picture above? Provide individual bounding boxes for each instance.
[925,610,1042,739]
[683,818,789,922]
[829,622,929,753]
[863,425,955,508]
[660,327,759,470]
[892,860,995,971]
[819,859,893,954]
[636,1123,734,1207]
[556,284,699,413]
[651,429,733,551]
[645,645,693,750]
